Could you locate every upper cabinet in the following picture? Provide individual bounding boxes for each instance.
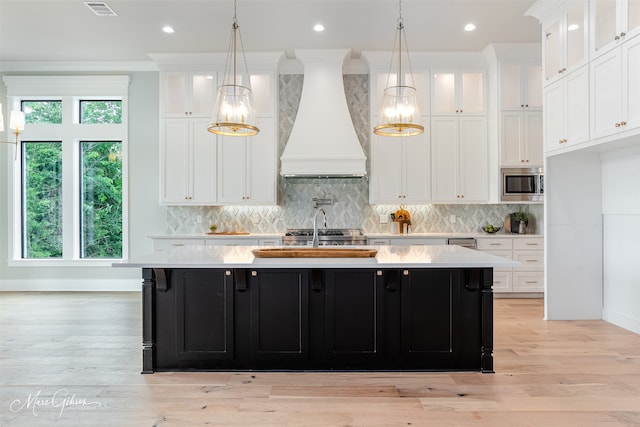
[499,61,543,166]
[217,118,277,205]
[544,65,590,152]
[591,0,640,58]
[590,34,640,139]
[161,118,218,205]
[161,71,217,118]
[543,0,589,85]
[500,63,543,110]
[431,71,485,115]
[431,116,488,203]
[155,53,280,206]
[369,129,431,204]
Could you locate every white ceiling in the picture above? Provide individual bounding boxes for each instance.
[0,0,542,64]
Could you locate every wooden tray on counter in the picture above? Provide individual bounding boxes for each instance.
[252,248,378,258]
[206,232,250,235]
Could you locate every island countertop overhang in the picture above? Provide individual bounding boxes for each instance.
[112,244,519,269]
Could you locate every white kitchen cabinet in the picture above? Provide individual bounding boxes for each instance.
[368,126,430,204]
[152,238,207,252]
[366,237,448,246]
[431,116,488,203]
[160,118,217,205]
[500,63,543,110]
[544,64,590,152]
[590,34,640,139]
[543,0,589,85]
[431,71,485,115]
[500,111,543,167]
[217,118,277,205]
[591,0,640,58]
[476,236,544,294]
[160,71,217,118]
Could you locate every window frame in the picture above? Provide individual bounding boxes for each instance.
[3,76,130,267]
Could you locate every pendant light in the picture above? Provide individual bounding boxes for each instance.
[208,0,259,137]
[374,0,424,137]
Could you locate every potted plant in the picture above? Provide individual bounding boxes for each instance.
[510,208,529,234]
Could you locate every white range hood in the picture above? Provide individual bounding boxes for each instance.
[280,49,367,178]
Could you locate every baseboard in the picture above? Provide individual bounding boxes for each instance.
[494,293,544,299]
[603,308,640,335]
[0,279,142,292]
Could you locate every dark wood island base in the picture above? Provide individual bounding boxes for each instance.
[141,267,494,374]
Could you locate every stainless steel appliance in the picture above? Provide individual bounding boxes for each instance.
[283,229,367,246]
[447,238,477,250]
[501,167,544,202]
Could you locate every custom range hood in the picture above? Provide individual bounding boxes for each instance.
[280,49,367,178]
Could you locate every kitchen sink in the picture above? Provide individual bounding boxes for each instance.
[252,247,378,258]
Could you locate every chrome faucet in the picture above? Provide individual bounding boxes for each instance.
[311,208,327,248]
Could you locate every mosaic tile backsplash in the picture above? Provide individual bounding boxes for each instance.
[166,74,544,235]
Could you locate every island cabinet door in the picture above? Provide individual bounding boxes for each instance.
[247,269,310,368]
[399,269,482,370]
[169,269,235,368]
[320,269,386,368]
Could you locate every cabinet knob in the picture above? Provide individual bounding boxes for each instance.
[621,121,627,126]
[615,35,620,40]
[521,104,524,108]
[621,32,626,38]
[525,104,529,108]
[615,122,621,127]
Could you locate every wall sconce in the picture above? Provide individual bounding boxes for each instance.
[0,103,25,158]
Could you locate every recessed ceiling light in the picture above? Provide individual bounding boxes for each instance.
[464,23,476,32]
[313,23,325,32]
[162,26,175,34]
[567,24,580,31]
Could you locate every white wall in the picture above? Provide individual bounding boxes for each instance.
[602,145,640,334]
[545,151,603,320]
[0,72,166,291]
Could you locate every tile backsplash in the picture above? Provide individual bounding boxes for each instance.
[166,74,544,235]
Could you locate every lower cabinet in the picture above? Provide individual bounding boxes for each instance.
[476,236,544,294]
[146,267,493,372]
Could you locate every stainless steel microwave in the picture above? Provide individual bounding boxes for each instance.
[501,167,544,202]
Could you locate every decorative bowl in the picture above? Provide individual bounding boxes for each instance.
[481,225,502,234]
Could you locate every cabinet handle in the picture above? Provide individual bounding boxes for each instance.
[525,281,538,284]
[525,259,537,263]
[490,243,502,246]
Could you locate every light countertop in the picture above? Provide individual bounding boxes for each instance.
[113,244,520,269]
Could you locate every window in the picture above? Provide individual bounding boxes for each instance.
[3,76,129,265]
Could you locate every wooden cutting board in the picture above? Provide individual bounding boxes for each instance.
[252,248,378,258]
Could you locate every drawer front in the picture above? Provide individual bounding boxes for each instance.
[153,239,206,251]
[476,238,513,250]
[258,238,281,246]
[492,271,513,293]
[513,250,544,271]
[513,272,544,292]
[206,239,260,246]
[368,238,391,245]
[513,238,544,250]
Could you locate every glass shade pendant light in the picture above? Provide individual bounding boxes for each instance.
[374,0,424,137]
[208,0,259,136]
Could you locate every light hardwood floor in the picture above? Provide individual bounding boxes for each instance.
[1,292,639,426]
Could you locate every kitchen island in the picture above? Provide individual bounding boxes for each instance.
[113,245,517,374]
